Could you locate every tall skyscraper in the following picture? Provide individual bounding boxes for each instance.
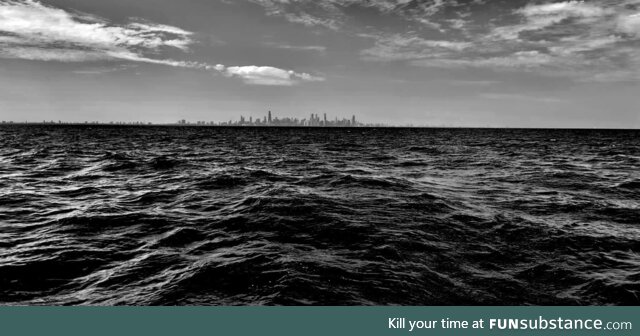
[268,111,272,124]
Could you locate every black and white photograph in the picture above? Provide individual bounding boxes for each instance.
[0,0,639,306]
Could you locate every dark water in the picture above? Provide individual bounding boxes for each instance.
[1,125,639,306]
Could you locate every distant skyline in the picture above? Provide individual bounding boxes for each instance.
[0,0,639,128]
[1,111,392,127]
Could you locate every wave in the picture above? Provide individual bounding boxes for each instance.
[0,125,639,305]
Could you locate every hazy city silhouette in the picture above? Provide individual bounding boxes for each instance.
[1,111,395,127]
[179,111,364,127]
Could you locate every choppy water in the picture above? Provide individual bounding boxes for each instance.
[1,125,639,305]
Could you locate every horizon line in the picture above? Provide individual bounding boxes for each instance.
[1,122,639,131]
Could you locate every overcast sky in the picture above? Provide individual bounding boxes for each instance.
[0,0,639,127]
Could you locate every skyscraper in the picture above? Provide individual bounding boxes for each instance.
[268,111,272,124]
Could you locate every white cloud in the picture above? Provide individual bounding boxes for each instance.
[0,0,324,86]
[360,34,470,61]
[618,13,640,36]
[0,0,193,63]
[0,47,110,62]
[269,44,327,52]
[410,51,556,69]
[73,64,137,75]
[548,35,620,56]
[283,12,340,30]
[519,1,610,19]
[490,1,612,41]
[217,65,324,86]
[247,0,453,30]
[350,1,640,82]
[479,51,555,68]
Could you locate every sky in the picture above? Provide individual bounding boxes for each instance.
[0,0,639,127]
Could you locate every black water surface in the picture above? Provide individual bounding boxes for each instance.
[1,125,639,305]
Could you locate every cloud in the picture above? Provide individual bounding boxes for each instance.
[520,1,610,19]
[411,51,557,69]
[265,42,327,52]
[360,34,471,61]
[246,0,639,82]
[346,0,640,81]
[247,0,456,31]
[282,12,340,30]
[618,13,640,36]
[490,1,613,41]
[215,64,325,86]
[248,0,341,30]
[0,0,194,64]
[277,45,327,52]
[0,0,324,86]
[73,64,137,75]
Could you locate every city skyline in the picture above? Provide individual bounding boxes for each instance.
[1,111,396,127]
[178,111,368,126]
[0,1,639,128]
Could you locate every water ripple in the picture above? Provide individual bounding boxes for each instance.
[1,125,639,305]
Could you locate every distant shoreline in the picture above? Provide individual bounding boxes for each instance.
[0,123,638,130]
